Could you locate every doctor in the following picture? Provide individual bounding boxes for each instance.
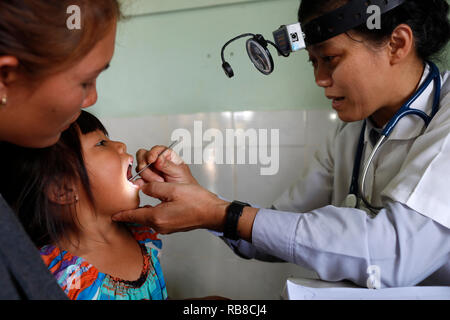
[113,0,450,288]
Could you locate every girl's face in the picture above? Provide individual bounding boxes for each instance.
[79,129,140,215]
[0,22,117,148]
[306,32,395,123]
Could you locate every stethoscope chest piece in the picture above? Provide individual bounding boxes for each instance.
[343,194,358,208]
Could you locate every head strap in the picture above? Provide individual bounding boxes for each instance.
[303,0,407,46]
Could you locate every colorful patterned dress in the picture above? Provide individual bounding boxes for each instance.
[39,224,168,300]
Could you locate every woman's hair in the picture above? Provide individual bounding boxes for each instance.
[0,111,108,248]
[298,0,450,62]
[0,0,121,79]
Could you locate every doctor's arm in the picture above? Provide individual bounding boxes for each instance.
[248,201,450,288]
[111,144,450,286]
[113,177,450,287]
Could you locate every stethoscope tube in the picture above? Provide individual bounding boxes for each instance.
[352,61,442,214]
[382,62,442,137]
[358,135,386,212]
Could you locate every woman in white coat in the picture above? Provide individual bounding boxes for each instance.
[113,0,450,288]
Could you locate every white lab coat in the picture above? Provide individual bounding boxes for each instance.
[273,63,450,229]
[216,63,450,288]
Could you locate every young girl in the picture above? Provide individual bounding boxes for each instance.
[0,111,167,300]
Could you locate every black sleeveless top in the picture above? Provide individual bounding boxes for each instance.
[0,195,67,300]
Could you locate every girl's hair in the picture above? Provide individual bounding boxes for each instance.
[0,111,108,248]
[0,0,121,79]
[298,0,450,62]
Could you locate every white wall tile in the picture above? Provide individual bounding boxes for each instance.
[305,109,338,148]
[234,146,305,208]
[168,112,234,148]
[233,110,307,146]
[189,147,234,201]
[101,115,169,159]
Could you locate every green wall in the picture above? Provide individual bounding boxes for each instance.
[92,0,450,118]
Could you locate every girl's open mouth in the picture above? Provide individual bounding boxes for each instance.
[126,158,140,188]
[127,163,133,180]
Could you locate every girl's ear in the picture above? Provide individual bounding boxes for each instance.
[46,181,79,205]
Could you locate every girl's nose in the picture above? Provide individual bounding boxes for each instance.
[113,140,127,153]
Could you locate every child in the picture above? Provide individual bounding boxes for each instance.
[0,111,168,300]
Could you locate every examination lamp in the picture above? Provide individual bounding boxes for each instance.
[220,0,406,78]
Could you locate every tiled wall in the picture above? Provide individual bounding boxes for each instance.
[101,109,338,299]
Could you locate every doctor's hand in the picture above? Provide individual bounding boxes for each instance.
[112,181,259,241]
[112,181,229,234]
[135,146,198,185]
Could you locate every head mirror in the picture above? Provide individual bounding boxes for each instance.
[246,38,274,75]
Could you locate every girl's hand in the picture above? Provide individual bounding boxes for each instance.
[135,146,198,185]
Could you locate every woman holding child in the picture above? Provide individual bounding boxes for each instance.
[0,0,125,299]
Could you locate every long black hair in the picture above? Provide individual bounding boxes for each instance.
[0,111,108,248]
[298,0,450,63]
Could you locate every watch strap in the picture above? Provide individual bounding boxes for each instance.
[224,200,250,240]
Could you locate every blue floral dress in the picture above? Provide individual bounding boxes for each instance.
[40,224,168,300]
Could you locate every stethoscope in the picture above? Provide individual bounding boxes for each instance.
[343,61,442,214]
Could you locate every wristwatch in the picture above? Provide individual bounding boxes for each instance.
[223,200,251,240]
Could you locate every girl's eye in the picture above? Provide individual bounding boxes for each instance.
[96,140,107,147]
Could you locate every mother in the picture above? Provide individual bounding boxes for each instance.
[0,0,120,299]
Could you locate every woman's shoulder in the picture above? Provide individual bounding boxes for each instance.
[39,245,105,300]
